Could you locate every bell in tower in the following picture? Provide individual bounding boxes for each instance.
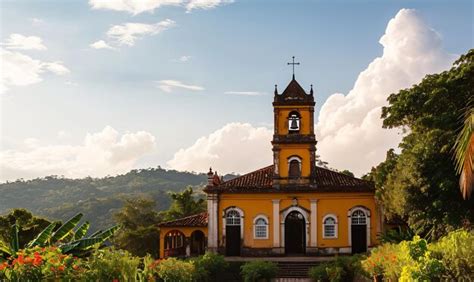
[288,112,300,132]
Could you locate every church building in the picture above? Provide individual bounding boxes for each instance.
[159,67,381,258]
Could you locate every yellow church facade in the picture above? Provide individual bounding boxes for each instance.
[159,76,382,258]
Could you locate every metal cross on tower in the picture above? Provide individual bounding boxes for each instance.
[287,56,300,79]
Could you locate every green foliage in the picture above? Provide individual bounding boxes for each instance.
[377,226,415,244]
[113,196,161,258]
[339,170,354,177]
[0,212,119,258]
[192,252,228,281]
[372,49,474,238]
[83,248,140,281]
[361,231,473,280]
[429,229,474,279]
[0,209,51,254]
[160,186,207,221]
[0,168,210,231]
[240,260,278,282]
[308,255,365,282]
[156,257,195,282]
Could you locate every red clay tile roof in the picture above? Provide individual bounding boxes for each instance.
[159,212,208,227]
[205,165,374,193]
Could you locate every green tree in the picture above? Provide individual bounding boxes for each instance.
[160,187,206,221]
[340,170,355,177]
[112,196,161,257]
[0,209,52,250]
[379,49,474,239]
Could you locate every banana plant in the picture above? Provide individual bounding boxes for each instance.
[0,213,120,257]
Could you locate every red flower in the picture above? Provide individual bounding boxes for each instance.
[33,256,42,266]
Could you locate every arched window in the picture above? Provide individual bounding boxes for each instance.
[322,215,338,238]
[288,156,301,179]
[351,210,367,225]
[253,216,268,239]
[288,111,301,133]
[226,209,241,226]
[164,230,186,257]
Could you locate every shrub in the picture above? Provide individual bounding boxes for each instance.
[429,229,474,279]
[155,257,195,282]
[362,235,447,280]
[0,246,84,281]
[309,255,365,282]
[240,260,278,282]
[192,252,228,281]
[83,248,140,281]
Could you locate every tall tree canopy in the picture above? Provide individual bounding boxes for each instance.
[0,209,52,249]
[372,49,474,239]
[160,187,206,222]
[113,197,162,257]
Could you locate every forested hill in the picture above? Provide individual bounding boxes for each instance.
[0,167,224,229]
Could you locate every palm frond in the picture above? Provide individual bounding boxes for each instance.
[454,106,474,199]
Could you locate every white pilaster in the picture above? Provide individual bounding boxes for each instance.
[207,194,218,250]
[272,199,280,247]
[310,199,318,247]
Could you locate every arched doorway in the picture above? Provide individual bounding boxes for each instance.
[190,230,205,256]
[285,211,306,255]
[225,209,241,256]
[351,209,367,254]
[164,230,186,258]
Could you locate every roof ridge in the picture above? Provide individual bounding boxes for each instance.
[315,166,370,182]
[220,164,273,185]
[159,211,207,225]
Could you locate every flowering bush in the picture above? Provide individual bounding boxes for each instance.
[362,235,448,280]
[0,246,84,281]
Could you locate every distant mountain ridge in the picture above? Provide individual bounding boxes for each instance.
[0,167,237,230]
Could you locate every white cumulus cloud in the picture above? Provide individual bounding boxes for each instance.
[166,9,456,176]
[157,80,204,93]
[106,20,175,46]
[0,126,156,182]
[315,8,456,176]
[2,34,46,50]
[90,40,115,50]
[88,0,231,14]
[0,48,69,94]
[167,123,272,173]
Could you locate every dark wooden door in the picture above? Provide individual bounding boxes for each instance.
[190,231,205,256]
[285,211,305,255]
[351,225,367,254]
[226,226,240,256]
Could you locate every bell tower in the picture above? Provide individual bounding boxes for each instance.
[272,58,317,188]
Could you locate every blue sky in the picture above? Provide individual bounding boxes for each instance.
[0,0,472,181]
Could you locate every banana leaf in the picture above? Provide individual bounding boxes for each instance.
[74,221,90,240]
[26,222,57,248]
[10,223,19,253]
[58,241,80,254]
[50,213,83,243]
[87,229,103,238]
[0,239,12,256]
[95,225,120,241]
[61,237,103,252]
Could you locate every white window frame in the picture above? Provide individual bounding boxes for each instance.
[322,214,338,239]
[253,215,269,240]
